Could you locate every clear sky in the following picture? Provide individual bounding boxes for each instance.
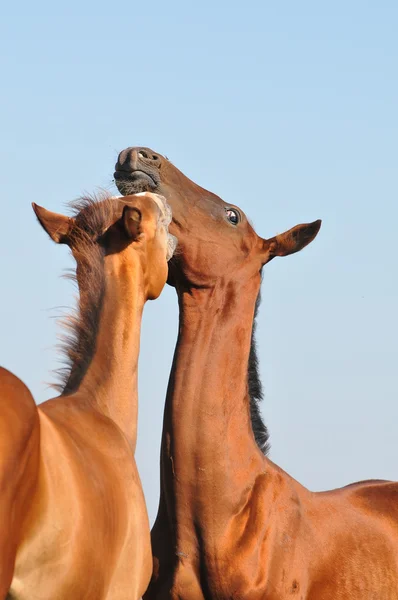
[1,1,397,523]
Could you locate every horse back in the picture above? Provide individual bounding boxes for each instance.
[0,368,40,596]
[0,367,40,490]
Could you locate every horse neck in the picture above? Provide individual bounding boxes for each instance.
[161,273,265,517]
[75,252,145,450]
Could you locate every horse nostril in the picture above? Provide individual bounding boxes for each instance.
[137,150,159,162]
[136,149,160,164]
[117,148,130,166]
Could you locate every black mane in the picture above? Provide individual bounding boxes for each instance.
[248,283,270,455]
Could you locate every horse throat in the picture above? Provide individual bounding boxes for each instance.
[161,274,268,507]
[62,253,145,448]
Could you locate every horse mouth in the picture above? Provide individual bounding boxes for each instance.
[114,169,158,196]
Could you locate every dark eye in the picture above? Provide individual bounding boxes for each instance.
[225,208,240,225]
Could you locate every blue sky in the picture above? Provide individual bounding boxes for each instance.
[1,1,397,522]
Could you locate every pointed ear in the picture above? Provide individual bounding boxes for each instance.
[32,203,73,244]
[122,205,142,240]
[262,219,321,264]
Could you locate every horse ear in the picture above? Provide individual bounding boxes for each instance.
[122,205,142,240]
[261,219,321,264]
[32,203,73,244]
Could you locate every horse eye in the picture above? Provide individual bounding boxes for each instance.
[225,208,240,225]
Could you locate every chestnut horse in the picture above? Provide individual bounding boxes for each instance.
[0,192,176,600]
[115,147,398,599]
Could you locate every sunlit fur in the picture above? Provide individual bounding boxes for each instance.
[0,191,173,599]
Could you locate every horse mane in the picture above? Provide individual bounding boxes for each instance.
[53,192,120,395]
[248,278,270,455]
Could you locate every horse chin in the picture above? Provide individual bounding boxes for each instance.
[114,171,157,196]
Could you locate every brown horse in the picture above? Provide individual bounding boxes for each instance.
[0,192,176,599]
[115,148,398,600]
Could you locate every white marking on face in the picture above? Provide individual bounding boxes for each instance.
[131,192,177,260]
[133,192,172,225]
[167,233,178,262]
